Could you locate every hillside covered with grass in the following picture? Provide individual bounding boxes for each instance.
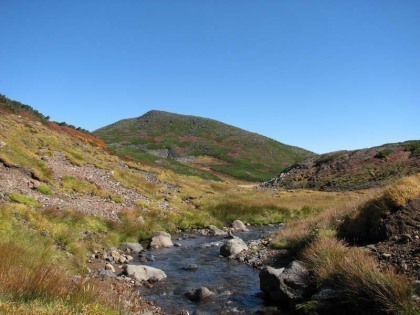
[93,110,314,181]
[0,94,418,314]
[0,95,355,313]
[262,141,420,191]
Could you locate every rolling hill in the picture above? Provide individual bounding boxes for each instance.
[93,110,314,181]
[261,141,420,191]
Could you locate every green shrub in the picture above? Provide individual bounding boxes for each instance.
[376,149,393,159]
[7,193,39,207]
[36,184,54,195]
[61,176,96,194]
[110,195,124,203]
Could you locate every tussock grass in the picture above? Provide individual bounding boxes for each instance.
[60,176,124,202]
[36,184,54,195]
[61,176,97,194]
[7,192,40,206]
[272,175,419,314]
[339,174,420,244]
[0,207,120,314]
[271,191,376,252]
[304,237,415,314]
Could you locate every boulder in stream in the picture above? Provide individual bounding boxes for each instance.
[208,225,227,236]
[185,287,215,302]
[119,242,143,253]
[183,264,199,270]
[231,220,249,231]
[149,231,173,249]
[259,260,312,304]
[220,237,248,257]
[123,264,167,282]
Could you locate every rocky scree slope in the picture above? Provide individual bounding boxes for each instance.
[261,141,420,191]
[0,108,180,223]
[93,110,314,182]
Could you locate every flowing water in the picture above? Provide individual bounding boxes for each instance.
[137,226,288,315]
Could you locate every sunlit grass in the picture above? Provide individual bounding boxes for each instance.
[304,237,416,314]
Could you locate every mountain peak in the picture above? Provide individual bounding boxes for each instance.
[93,111,314,182]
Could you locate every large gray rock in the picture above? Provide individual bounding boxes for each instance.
[98,269,116,279]
[260,261,312,303]
[208,225,227,236]
[231,220,248,231]
[149,231,173,249]
[220,237,248,257]
[310,286,344,312]
[123,264,167,282]
[120,242,143,253]
[185,287,215,302]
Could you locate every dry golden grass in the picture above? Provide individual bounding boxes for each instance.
[271,189,378,251]
[0,241,116,314]
[304,237,415,314]
[339,174,420,244]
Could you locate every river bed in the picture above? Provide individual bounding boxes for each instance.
[137,225,288,314]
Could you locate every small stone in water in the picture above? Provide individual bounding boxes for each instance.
[183,264,198,270]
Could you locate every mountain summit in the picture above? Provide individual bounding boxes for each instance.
[93,110,314,181]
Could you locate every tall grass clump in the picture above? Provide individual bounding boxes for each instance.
[7,193,40,207]
[339,174,420,244]
[36,184,54,195]
[304,237,416,314]
[0,240,115,314]
[271,194,373,253]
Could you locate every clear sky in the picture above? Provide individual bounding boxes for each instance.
[1,1,419,153]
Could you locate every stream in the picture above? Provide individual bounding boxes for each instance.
[137,225,288,315]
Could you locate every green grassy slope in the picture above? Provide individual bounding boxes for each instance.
[94,110,314,181]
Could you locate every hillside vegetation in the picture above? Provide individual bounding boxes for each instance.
[0,95,358,313]
[93,110,314,181]
[272,174,420,314]
[262,141,420,191]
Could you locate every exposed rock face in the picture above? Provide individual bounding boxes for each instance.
[185,287,215,302]
[260,261,312,304]
[123,264,167,282]
[220,237,248,257]
[149,231,173,249]
[231,220,248,231]
[120,242,144,253]
[208,225,227,236]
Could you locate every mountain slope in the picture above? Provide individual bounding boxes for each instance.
[93,110,314,181]
[261,141,420,191]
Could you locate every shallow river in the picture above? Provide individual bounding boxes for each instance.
[137,226,288,315]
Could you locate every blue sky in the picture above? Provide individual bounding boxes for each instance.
[1,1,419,153]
